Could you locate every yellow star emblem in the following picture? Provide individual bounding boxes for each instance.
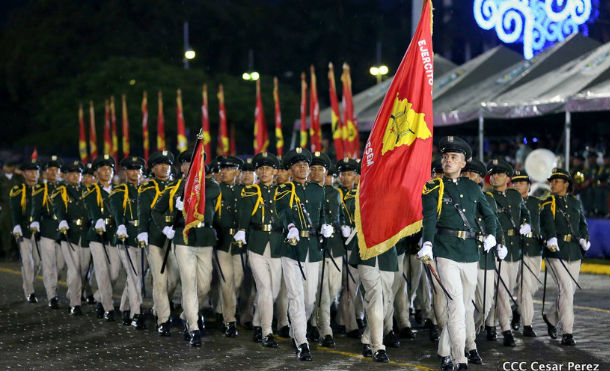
[381,94,431,155]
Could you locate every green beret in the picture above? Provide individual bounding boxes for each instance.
[148,150,175,168]
[439,136,472,161]
[92,154,116,170]
[120,156,146,170]
[284,147,312,167]
[253,152,280,169]
[463,158,486,177]
[62,160,84,173]
[311,151,331,169]
[487,158,513,177]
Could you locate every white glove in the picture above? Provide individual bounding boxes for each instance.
[287,226,300,242]
[12,225,22,236]
[137,232,148,246]
[496,244,508,260]
[341,225,351,238]
[234,230,247,245]
[58,220,69,232]
[546,237,559,252]
[95,218,106,232]
[117,224,128,239]
[519,223,532,236]
[162,226,175,239]
[579,238,591,251]
[417,241,434,263]
[175,197,184,211]
[321,224,334,238]
[29,221,40,233]
[483,234,497,252]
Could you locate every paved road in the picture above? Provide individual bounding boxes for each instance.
[1,261,609,371]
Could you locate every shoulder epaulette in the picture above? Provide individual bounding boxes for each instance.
[486,191,494,198]
[110,184,128,196]
[422,178,441,195]
[9,185,22,197]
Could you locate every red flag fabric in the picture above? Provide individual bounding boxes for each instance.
[328,62,345,160]
[355,0,434,260]
[177,89,188,153]
[31,148,38,161]
[104,99,112,156]
[299,73,308,148]
[273,77,284,156]
[341,64,358,158]
[141,91,149,162]
[110,96,119,160]
[183,132,206,243]
[121,94,130,159]
[254,79,269,153]
[89,101,98,159]
[309,66,321,152]
[78,103,88,163]
[217,84,229,156]
[201,84,212,164]
[157,91,165,151]
[230,123,237,156]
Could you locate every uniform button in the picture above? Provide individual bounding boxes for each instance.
[462,209,466,212]
[508,205,512,208]
[460,194,464,198]
[306,200,309,203]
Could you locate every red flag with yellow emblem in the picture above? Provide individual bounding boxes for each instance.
[89,101,98,159]
[78,103,88,163]
[110,96,119,160]
[356,0,434,259]
[273,77,284,156]
[299,73,308,148]
[141,91,149,162]
[328,62,344,160]
[183,131,206,243]
[201,84,212,164]
[341,64,358,158]
[103,99,112,156]
[217,84,229,156]
[253,79,269,153]
[157,91,166,151]
[121,94,130,159]
[176,89,188,153]
[309,65,321,152]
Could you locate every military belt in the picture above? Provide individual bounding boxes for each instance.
[559,234,573,242]
[128,220,139,227]
[165,215,173,223]
[229,228,237,235]
[506,228,516,237]
[196,222,213,229]
[523,232,534,238]
[300,229,318,239]
[437,227,476,240]
[251,224,280,232]
[71,218,85,226]
[104,218,113,226]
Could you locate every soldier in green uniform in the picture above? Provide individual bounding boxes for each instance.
[1,160,24,260]
[510,170,543,337]
[110,156,146,329]
[235,152,283,348]
[9,159,41,303]
[486,158,531,347]
[53,161,90,315]
[151,149,221,347]
[79,162,96,304]
[420,137,497,371]
[136,150,178,337]
[240,158,256,185]
[29,156,64,308]
[82,163,96,187]
[213,155,244,337]
[540,168,589,346]
[274,156,292,338]
[274,147,333,361]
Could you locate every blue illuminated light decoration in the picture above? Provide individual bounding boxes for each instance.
[474,0,598,59]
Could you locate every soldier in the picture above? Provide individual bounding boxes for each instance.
[9,159,41,303]
[237,156,256,329]
[420,137,497,370]
[79,162,96,303]
[110,156,146,328]
[274,148,333,361]
[137,150,178,336]
[540,168,589,346]
[274,157,292,338]
[1,160,24,260]
[82,163,96,187]
[29,156,64,308]
[53,160,90,315]
[235,152,283,348]
[151,149,221,347]
[487,158,531,346]
[240,158,256,185]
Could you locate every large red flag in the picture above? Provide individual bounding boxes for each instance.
[201,84,212,164]
[328,62,345,160]
[217,84,229,156]
[121,94,130,159]
[299,73,308,148]
[177,89,188,153]
[78,103,88,163]
[183,131,206,243]
[103,99,112,155]
[141,91,149,162]
[110,96,118,160]
[89,101,98,159]
[157,91,165,151]
[273,77,284,156]
[309,66,321,152]
[254,79,269,153]
[341,64,358,158]
[355,0,434,259]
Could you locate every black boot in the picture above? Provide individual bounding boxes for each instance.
[225,321,238,338]
[542,314,557,339]
[346,328,362,338]
[523,325,537,337]
[86,295,95,305]
[307,324,320,342]
[502,330,516,347]
[373,349,389,363]
[69,305,82,316]
[485,326,497,341]
[189,330,202,347]
[399,327,415,339]
[104,310,115,322]
[457,363,468,370]
[48,297,59,309]
[362,344,372,358]
[95,302,104,319]
[253,326,263,343]
[511,309,521,331]
[197,311,207,336]
[561,333,575,346]
[296,343,312,361]
[157,321,171,337]
[278,325,290,338]
[27,293,38,303]
[383,330,400,348]
[216,313,225,331]
[414,309,423,325]
[242,321,253,330]
[466,349,482,364]
[320,334,335,348]
[121,311,131,325]
[440,356,454,371]
[356,318,365,330]
[131,314,145,329]
[262,333,278,348]
[183,323,190,341]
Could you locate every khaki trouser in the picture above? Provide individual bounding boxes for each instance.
[312,255,343,337]
[175,245,214,332]
[89,241,121,312]
[337,249,362,332]
[275,277,289,329]
[359,263,394,353]
[517,255,542,326]
[61,241,90,307]
[435,258,478,364]
[147,243,180,325]
[416,260,437,324]
[217,250,245,323]
[404,254,423,326]
[388,253,410,331]
[282,253,319,346]
[39,237,64,300]
[473,268,495,333]
[248,244,282,336]
[19,238,39,298]
[496,260,520,332]
[546,258,580,334]
[117,245,142,316]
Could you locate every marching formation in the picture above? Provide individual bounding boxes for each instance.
[7,136,589,370]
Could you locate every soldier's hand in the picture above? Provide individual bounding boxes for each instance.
[287,225,300,242]
[321,224,334,238]
[341,225,351,238]
[29,221,40,233]
[58,220,69,233]
[175,197,184,211]
[546,237,560,252]
[162,226,175,240]
[496,244,508,260]
[12,225,23,237]
[483,234,497,252]
[579,238,591,251]
[117,224,128,240]
[519,223,532,236]
[417,241,433,263]
[137,232,148,246]
[94,218,106,234]
[233,230,247,245]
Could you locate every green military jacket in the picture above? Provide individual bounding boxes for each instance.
[422,177,497,263]
[51,184,89,245]
[214,182,241,254]
[274,181,326,263]
[30,182,61,241]
[540,194,588,261]
[238,183,283,258]
[338,186,357,251]
[137,178,172,247]
[523,195,543,256]
[9,183,35,239]
[324,185,344,258]
[83,183,117,246]
[477,192,503,270]
[397,233,421,256]
[486,188,530,262]
[109,182,140,247]
[152,178,220,247]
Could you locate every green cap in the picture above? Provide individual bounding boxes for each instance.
[284,147,312,167]
[148,150,175,168]
[487,158,513,177]
[92,154,116,170]
[62,160,84,173]
[311,151,331,169]
[439,136,472,161]
[120,156,145,170]
[253,152,280,169]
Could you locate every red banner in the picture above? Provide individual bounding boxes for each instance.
[78,103,88,163]
[183,133,206,243]
[217,84,229,156]
[141,91,149,162]
[177,89,188,153]
[254,79,269,153]
[299,72,308,148]
[110,96,118,160]
[355,0,434,259]
[157,91,165,151]
[104,99,112,156]
[328,62,344,160]
[201,84,211,164]
[341,64,358,158]
[121,94,130,159]
[273,77,284,156]
[309,65,321,152]
[89,101,98,159]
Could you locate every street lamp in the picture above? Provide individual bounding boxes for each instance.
[370,64,389,84]
[184,49,196,60]
[242,71,260,81]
